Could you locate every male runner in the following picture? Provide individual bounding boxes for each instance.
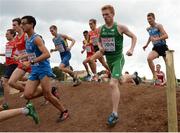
[50,25,81,86]
[21,16,69,122]
[143,13,168,80]
[99,5,137,126]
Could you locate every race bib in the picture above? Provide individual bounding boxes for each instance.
[28,53,39,66]
[18,49,27,55]
[101,37,115,52]
[57,44,65,53]
[91,37,99,46]
[5,46,13,58]
[5,48,13,58]
[18,50,28,62]
[86,46,92,53]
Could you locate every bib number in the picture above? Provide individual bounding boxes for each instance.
[101,37,115,52]
[86,46,92,53]
[5,48,13,58]
[28,53,39,66]
[57,44,65,53]
[91,37,99,46]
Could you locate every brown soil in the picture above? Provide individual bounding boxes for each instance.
[0,82,180,132]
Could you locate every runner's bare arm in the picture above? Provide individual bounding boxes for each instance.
[14,52,36,61]
[33,36,50,63]
[118,25,137,56]
[161,72,166,86]
[14,54,28,61]
[81,41,86,54]
[0,53,5,56]
[150,24,168,43]
[143,37,151,51]
[61,34,75,50]
[157,24,168,40]
[50,45,60,53]
[23,36,51,69]
[97,27,105,53]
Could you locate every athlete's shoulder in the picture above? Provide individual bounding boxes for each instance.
[117,23,128,33]
[60,33,67,39]
[155,23,164,29]
[96,27,101,33]
[160,71,165,74]
[34,35,44,44]
[117,23,126,29]
[155,23,162,26]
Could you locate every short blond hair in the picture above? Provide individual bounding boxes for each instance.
[101,5,115,15]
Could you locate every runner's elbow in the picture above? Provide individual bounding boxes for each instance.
[133,35,137,42]
[166,34,168,39]
[46,52,50,58]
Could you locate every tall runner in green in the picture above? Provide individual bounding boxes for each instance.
[99,5,137,126]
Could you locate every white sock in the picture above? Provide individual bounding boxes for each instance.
[22,107,29,115]
[113,112,118,117]
[132,75,136,78]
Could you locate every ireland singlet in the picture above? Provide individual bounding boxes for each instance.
[100,22,124,79]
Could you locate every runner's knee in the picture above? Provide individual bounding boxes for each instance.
[109,80,118,88]
[59,66,64,71]
[89,58,94,64]
[24,92,33,100]
[8,79,16,87]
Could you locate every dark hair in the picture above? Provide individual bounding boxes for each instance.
[125,71,129,74]
[134,71,138,76]
[89,19,96,24]
[21,16,36,28]
[147,12,155,19]
[50,25,57,30]
[83,30,88,34]
[12,18,21,25]
[7,29,16,37]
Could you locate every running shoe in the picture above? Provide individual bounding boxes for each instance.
[56,110,69,122]
[0,103,9,111]
[107,112,119,126]
[26,102,39,124]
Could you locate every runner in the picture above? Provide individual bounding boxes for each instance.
[143,12,168,80]
[154,64,166,86]
[0,29,18,110]
[99,5,137,126]
[88,19,110,81]
[21,15,69,123]
[81,30,96,81]
[10,18,59,103]
[49,25,81,86]
[120,71,141,85]
[8,18,30,92]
